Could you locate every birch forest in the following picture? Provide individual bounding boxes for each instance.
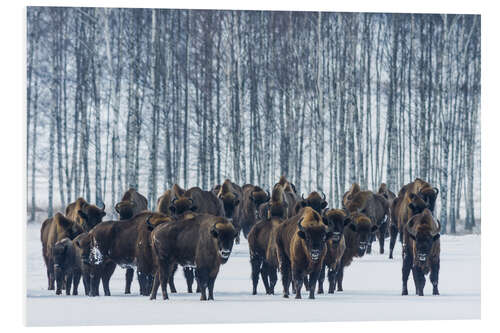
[26,7,481,233]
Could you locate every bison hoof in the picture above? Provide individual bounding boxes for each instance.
[402,289,408,295]
[380,249,384,254]
[150,296,156,300]
[56,290,62,295]
[308,294,315,299]
[337,287,343,292]
[433,288,440,295]
[125,290,131,294]
[295,294,302,299]
[283,294,289,298]
[389,254,393,259]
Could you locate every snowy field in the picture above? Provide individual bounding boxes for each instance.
[25,222,480,326]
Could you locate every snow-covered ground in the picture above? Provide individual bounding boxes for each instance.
[25,222,480,326]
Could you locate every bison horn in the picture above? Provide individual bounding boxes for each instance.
[189,198,194,204]
[434,218,442,235]
[266,190,270,199]
[146,215,154,230]
[321,191,326,201]
[301,193,305,201]
[433,187,439,196]
[297,217,305,231]
[101,203,105,211]
[114,202,121,213]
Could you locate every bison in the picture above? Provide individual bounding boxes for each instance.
[234,184,270,239]
[336,212,378,292]
[317,209,349,294]
[403,208,441,296]
[114,188,148,220]
[276,176,298,218]
[248,183,288,295]
[388,179,438,259]
[73,232,117,296]
[83,212,173,296]
[275,207,333,299]
[41,213,84,291]
[215,179,241,227]
[293,191,328,216]
[149,214,237,301]
[344,190,389,254]
[52,238,82,295]
[66,197,106,231]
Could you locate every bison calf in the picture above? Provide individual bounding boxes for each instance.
[150,214,237,301]
[53,238,82,295]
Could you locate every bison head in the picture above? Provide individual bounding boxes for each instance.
[55,213,84,241]
[347,213,378,257]
[322,209,351,243]
[296,209,332,262]
[218,191,240,219]
[251,187,270,207]
[78,204,106,231]
[299,191,328,213]
[407,209,440,263]
[418,187,439,213]
[114,200,136,220]
[210,220,237,263]
[73,232,92,265]
[170,196,196,215]
[408,193,429,215]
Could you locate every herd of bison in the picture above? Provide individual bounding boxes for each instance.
[40,176,441,301]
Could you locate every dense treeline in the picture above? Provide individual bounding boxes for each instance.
[26,7,480,233]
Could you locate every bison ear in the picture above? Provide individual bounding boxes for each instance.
[321,201,328,209]
[407,218,416,229]
[78,210,88,220]
[211,226,219,238]
[433,234,440,241]
[299,200,307,208]
[408,203,416,211]
[348,223,357,232]
[371,224,378,232]
[115,203,121,214]
[343,217,352,227]
[326,231,334,240]
[100,211,106,218]
[297,230,306,239]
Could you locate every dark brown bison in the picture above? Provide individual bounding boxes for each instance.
[378,183,396,202]
[149,214,237,301]
[344,190,389,254]
[156,189,176,216]
[52,238,81,295]
[234,184,270,239]
[388,179,438,259]
[115,188,148,220]
[66,197,106,231]
[336,212,378,292]
[317,209,349,294]
[41,213,84,291]
[73,232,117,296]
[83,212,173,296]
[215,179,241,224]
[275,207,333,299]
[342,183,361,209]
[114,188,149,293]
[248,183,288,295]
[403,208,441,296]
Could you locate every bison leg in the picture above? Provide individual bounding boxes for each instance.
[430,260,440,295]
[125,268,134,294]
[280,260,292,298]
[378,222,387,254]
[292,270,304,299]
[101,273,111,297]
[337,263,345,292]
[317,264,326,294]
[207,275,216,300]
[183,267,195,293]
[261,262,271,295]
[72,270,81,295]
[47,261,55,290]
[412,266,425,296]
[159,265,172,300]
[82,271,90,296]
[388,224,398,259]
[65,272,73,296]
[327,267,337,294]
[196,267,209,301]
[308,270,319,299]
[55,268,64,295]
[149,271,160,300]
[89,272,100,297]
[169,264,178,293]
[250,255,263,295]
[401,247,413,295]
[303,275,310,292]
[268,266,278,295]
